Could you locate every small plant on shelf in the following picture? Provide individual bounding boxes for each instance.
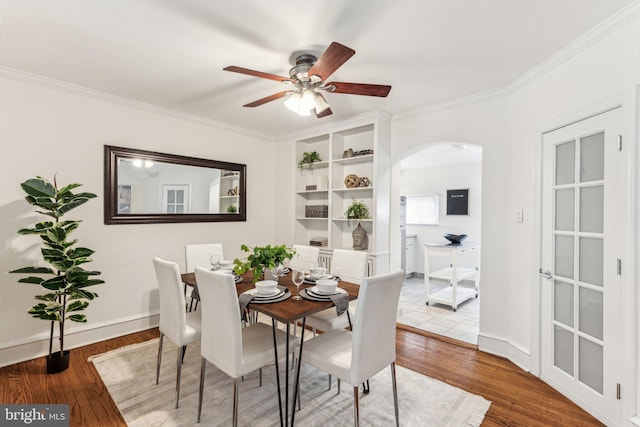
[226,204,237,213]
[233,244,295,283]
[344,198,370,226]
[298,151,322,170]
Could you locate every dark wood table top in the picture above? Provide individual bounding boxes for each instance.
[181,271,359,324]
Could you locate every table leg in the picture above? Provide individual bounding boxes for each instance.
[291,317,306,426]
[285,322,290,427]
[271,318,284,427]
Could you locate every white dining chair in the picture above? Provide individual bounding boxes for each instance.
[299,270,404,427]
[195,267,300,425]
[185,243,225,310]
[153,257,202,409]
[304,249,369,335]
[289,244,320,272]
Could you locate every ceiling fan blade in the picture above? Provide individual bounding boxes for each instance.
[243,91,290,107]
[308,42,355,81]
[224,66,291,83]
[326,82,391,97]
[315,107,333,118]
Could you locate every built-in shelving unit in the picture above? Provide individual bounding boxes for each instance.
[219,171,240,213]
[293,112,391,275]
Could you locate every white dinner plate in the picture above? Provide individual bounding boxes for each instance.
[245,288,282,298]
[309,286,347,296]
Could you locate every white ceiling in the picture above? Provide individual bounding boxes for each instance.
[0,0,634,137]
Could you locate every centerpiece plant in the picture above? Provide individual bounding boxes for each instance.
[233,244,295,283]
[9,176,105,373]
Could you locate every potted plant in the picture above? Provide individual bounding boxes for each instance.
[9,176,105,374]
[344,198,370,250]
[226,204,238,213]
[233,244,295,283]
[297,151,322,170]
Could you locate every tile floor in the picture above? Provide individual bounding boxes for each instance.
[396,276,479,345]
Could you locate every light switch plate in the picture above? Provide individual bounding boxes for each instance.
[516,209,524,223]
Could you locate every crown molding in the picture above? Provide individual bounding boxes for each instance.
[392,86,508,123]
[0,65,273,141]
[508,0,640,91]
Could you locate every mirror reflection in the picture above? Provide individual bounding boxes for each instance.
[105,146,246,224]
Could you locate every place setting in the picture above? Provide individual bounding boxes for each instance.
[299,278,350,316]
[238,280,291,318]
[211,256,243,284]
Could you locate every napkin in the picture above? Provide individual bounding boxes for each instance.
[238,293,255,321]
[328,293,349,316]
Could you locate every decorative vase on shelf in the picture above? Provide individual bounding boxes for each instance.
[352,223,369,250]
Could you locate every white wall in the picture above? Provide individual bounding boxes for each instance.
[400,162,482,273]
[0,75,277,366]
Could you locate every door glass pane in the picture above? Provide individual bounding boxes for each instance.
[167,205,175,213]
[555,189,574,231]
[176,190,184,203]
[554,326,574,375]
[579,237,603,287]
[176,205,184,213]
[580,132,604,182]
[168,190,175,203]
[555,235,574,279]
[554,281,574,327]
[579,287,603,340]
[556,141,575,185]
[579,338,603,394]
[580,186,603,233]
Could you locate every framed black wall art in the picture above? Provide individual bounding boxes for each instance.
[446,189,469,215]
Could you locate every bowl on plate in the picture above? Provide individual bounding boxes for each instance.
[444,234,467,245]
[316,279,338,294]
[310,266,327,279]
[255,280,278,295]
[219,260,234,270]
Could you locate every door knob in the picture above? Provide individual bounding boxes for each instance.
[538,269,553,280]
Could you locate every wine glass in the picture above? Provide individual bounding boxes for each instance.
[210,254,220,270]
[270,264,286,283]
[291,269,304,301]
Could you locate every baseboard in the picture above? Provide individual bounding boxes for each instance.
[477,332,531,372]
[0,312,159,368]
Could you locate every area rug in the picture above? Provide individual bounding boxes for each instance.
[90,338,490,426]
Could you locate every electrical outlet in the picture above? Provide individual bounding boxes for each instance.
[516,209,524,223]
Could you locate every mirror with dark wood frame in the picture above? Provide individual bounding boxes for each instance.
[104,145,246,224]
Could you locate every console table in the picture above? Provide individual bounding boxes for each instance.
[424,242,480,311]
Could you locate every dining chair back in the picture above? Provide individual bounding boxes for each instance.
[289,244,320,272]
[185,243,224,272]
[330,249,369,284]
[304,249,369,335]
[194,267,300,425]
[300,270,404,426]
[153,257,202,408]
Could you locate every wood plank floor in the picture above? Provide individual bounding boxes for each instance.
[0,326,603,426]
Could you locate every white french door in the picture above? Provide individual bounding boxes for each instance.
[540,107,624,425]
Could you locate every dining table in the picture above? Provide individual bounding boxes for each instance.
[181,270,359,427]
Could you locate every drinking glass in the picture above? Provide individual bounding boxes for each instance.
[292,269,304,301]
[210,254,220,270]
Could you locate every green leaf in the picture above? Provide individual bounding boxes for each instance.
[68,247,95,259]
[21,178,56,199]
[40,276,68,291]
[70,289,98,300]
[34,293,59,302]
[67,300,89,312]
[17,277,45,285]
[58,198,91,215]
[76,279,105,288]
[67,314,87,323]
[57,183,83,195]
[10,266,54,275]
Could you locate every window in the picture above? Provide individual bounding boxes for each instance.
[406,195,439,225]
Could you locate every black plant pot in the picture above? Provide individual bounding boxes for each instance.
[46,350,70,374]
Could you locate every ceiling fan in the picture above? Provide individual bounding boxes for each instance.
[223,42,391,118]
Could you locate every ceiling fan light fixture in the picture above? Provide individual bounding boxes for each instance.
[299,89,316,111]
[284,91,301,112]
[313,92,330,113]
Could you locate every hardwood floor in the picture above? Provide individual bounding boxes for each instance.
[0,326,603,426]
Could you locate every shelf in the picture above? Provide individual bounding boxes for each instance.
[427,286,477,308]
[298,161,329,170]
[332,154,374,165]
[332,187,373,194]
[297,189,329,195]
[429,267,478,282]
[332,218,373,223]
[296,217,329,221]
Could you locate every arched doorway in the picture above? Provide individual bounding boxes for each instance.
[393,142,483,344]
